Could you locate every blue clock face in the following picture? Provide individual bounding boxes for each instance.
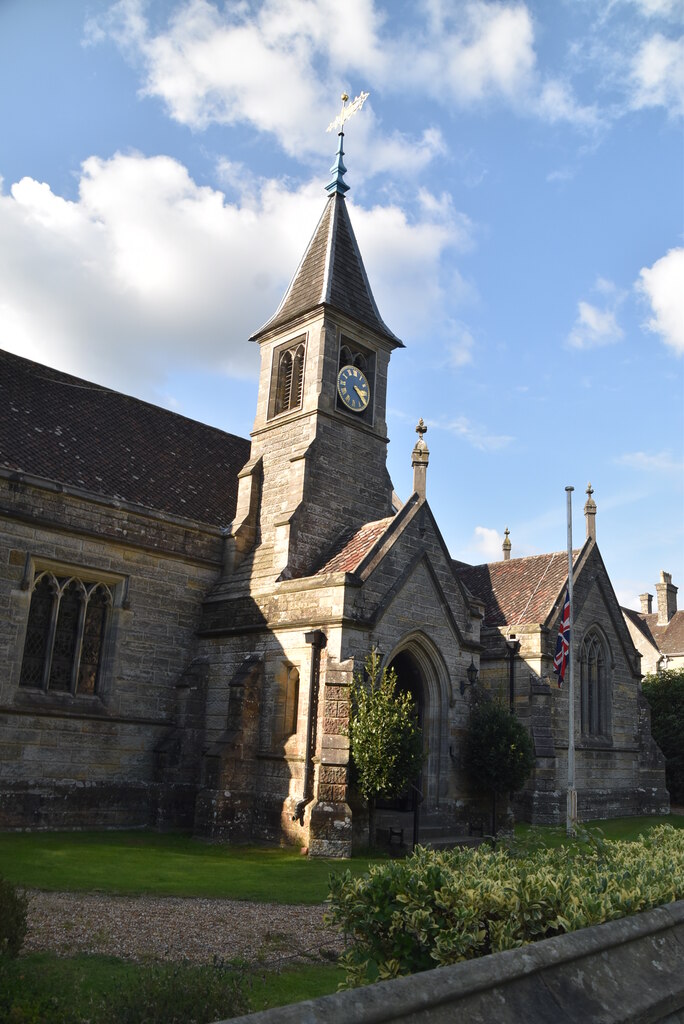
[337,365,370,412]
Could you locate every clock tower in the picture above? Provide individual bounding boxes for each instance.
[224,125,404,582]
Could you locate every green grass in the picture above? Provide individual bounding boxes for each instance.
[0,831,384,903]
[514,813,684,848]
[0,953,343,1022]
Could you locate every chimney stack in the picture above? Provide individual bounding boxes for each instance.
[584,482,597,541]
[639,593,653,615]
[502,527,511,561]
[411,418,429,500]
[655,571,677,625]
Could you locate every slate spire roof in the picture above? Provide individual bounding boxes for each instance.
[251,169,402,346]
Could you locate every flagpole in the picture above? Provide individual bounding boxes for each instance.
[565,485,577,835]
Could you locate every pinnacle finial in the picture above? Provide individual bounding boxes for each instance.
[416,417,427,439]
[503,527,512,561]
[325,91,369,197]
[584,482,597,541]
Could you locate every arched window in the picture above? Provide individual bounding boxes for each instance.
[580,631,609,736]
[337,337,375,421]
[274,663,299,743]
[19,571,113,696]
[272,340,306,416]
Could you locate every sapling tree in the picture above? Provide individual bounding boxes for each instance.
[462,697,535,836]
[348,648,424,847]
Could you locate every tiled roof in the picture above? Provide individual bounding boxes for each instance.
[317,516,395,575]
[1,348,251,528]
[252,193,402,346]
[455,550,579,628]
[629,609,684,657]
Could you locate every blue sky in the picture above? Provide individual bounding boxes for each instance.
[1,0,682,609]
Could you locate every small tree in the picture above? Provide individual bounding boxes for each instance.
[462,698,535,836]
[643,668,684,804]
[348,648,424,847]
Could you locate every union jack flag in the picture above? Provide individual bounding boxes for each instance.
[554,588,571,687]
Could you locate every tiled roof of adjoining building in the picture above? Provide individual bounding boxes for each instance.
[1,348,251,528]
[623,607,684,657]
[317,516,395,575]
[251,193,402,346]
[455,550,580,628]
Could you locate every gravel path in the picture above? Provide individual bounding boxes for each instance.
[24,891,345,968]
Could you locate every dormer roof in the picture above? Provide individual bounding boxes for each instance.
[250,192,402,347]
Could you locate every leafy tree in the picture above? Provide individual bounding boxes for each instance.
[643,668,684,804]
[348,648,424,847]
[462,698,535,836]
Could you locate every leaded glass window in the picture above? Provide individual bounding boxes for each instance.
[19,571,113,696]
[580,631,609,736]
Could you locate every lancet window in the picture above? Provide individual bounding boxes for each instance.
[272,339,305,416]
[337,337,375,422]
[273,662,299,743]
[19,571,113,695]
[580,630,610,736]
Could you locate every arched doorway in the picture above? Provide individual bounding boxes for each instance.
[375,648,425,814]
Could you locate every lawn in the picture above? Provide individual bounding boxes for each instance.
[0,952,344,1022]
[514,813,684,848]
[0,830,384,903]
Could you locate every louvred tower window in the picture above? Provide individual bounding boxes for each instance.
[271,338,305,417]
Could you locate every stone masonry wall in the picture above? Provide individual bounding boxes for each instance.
[0,477,222,829]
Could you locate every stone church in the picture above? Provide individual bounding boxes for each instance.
[0,131,668,855]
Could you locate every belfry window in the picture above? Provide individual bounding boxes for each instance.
[272,339,305,417]
[337,337,375,422]
[580,631,610,736]
[20,571,113,695]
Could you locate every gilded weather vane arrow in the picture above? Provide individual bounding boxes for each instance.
[326,91,369,133]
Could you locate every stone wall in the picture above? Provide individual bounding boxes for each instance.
[0,476,222,829]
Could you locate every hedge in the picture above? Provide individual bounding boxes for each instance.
[326,825,684,986]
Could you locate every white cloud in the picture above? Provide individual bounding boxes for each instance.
[636,247,684,354]
[616,450,684,472]
[445,321,476,368]
[630,33,684,115]
[0,153,468,393]
[473,526,504,561]
[629,0,684,20]
[441,416,514,450]
[568,299,624,349]
[90,0,597,167]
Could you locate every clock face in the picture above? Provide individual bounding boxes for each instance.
[337,365,370,412]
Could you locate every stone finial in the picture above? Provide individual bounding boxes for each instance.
[411,418,429,500]
[584,482,597,541]
[655,570,677,625]
[639,593,653,615]
[503,527,511,561]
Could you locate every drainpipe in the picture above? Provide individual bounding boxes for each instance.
[505,636,521,712]
[293,629,327,825]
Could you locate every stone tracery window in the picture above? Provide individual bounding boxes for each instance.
[580,630,610,736]
[20,571,113,695]
[272,340,305,416]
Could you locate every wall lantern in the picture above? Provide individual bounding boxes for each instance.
[459,658,479,697]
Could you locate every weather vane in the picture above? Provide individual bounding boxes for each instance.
[326,91,369,133]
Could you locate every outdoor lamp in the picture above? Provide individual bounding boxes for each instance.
[459,658,479,696]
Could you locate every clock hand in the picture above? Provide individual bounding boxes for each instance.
[353,385,368,400]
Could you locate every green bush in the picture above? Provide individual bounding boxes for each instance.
[643,668,684,803]
[327,825,684,985]
[0,874,28,959]
[461,698,535,834]
[100,958,250,1024]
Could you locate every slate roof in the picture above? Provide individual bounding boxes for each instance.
[623,606,684,657]
[455,550,580,628]
[1,348,251,528]
[316,516,395,575]
[251,193,402,346]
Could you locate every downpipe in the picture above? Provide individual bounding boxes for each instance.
[293,628,327,825]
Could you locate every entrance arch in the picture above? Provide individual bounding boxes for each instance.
[384,632,450,810]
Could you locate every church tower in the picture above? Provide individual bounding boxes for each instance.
[224,122,403,582]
